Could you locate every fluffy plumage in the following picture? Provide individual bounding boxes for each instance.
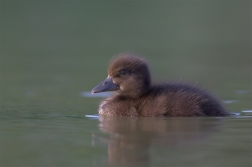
[92,53,229,117]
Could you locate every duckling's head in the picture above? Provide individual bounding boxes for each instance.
[92,54,151,98]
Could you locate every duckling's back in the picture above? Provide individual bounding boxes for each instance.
[139,83,229,117]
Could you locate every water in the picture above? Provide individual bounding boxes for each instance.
[1,114,251,167]
[1,1,251,167]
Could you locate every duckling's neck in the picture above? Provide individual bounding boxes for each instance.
[117,81,151,99]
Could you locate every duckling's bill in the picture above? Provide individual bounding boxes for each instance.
[92,77,119,94]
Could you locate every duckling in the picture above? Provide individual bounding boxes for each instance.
[92,53,229,117]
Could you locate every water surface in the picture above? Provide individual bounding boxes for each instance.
[1,113,251,167]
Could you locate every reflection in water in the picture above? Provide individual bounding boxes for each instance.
[80,91,113,98]
[95,116,222,167]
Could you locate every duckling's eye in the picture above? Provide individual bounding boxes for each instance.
[119,69,130,76]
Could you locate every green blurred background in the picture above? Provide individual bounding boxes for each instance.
[1,1,251,113]
[0,1,251,167]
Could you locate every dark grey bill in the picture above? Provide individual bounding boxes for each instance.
[92,77,119,94]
